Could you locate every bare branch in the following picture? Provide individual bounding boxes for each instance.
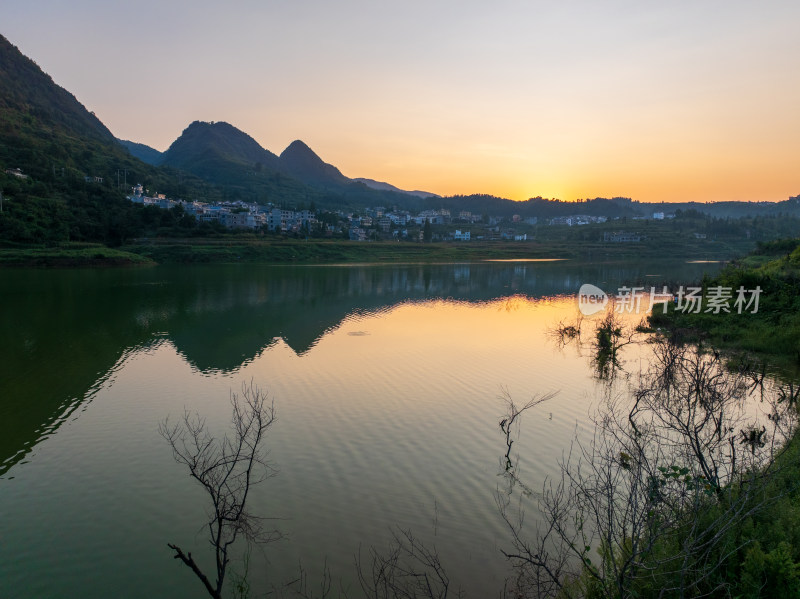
[161,382,278,598]
[498,335,795,597]
[357,527,459,599]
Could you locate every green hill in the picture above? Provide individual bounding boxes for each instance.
[279,139,350,187]
[0,34,233,246]
[0,33,139,183]
[161,120,281,171]
[159,120,317,205]
[158,121,419,208]
[3,29,797,256]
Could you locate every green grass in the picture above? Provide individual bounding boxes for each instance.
[0,206,768,269]
[119,238,576,264]
[624,434,800,599]
[0,228,759,268]
[0,243,154,267]
[649,241,800,374]
[558,242,800,598]
[117,232,757,266]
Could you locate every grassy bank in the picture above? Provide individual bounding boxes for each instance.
[119,238,574,264]
[0,226,756,267]
[628,432,800,599]
[633,240,800,597]
[649,239,800,373]
[119,233,754,265]
[0,243,154,267]
[537,240,800,599]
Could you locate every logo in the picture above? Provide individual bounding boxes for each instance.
[575,284,761,316]
[578,284,608,315]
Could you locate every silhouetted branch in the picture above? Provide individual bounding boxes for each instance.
[498,335,794,597]
[357,528,459,599]
[500,389,557,472]
[160,381,278,598]
[167,543,220,599]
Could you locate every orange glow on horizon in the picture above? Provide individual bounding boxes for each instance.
[329,150,800,204]
[9,3,797,207]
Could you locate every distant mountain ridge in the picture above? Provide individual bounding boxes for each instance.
[154,121,433,201]
[120,123,439,200]
[153,121,312,205]
[148,120,439,207]
[353,177,438,199]
[2,29,798,235]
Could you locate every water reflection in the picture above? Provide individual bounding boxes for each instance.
[2,259,745,598]
[0,260,722,476]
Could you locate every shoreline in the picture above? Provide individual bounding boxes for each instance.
[0,236,755,268]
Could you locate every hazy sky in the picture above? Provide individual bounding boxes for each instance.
[4,1,799,202]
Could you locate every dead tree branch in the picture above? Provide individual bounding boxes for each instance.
[160,381,278,598]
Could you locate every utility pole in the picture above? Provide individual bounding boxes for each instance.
[1,190,4,213]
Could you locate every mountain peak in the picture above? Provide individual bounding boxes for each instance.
[178,120,260,146]
[184,120,241,135]
[279,140,349,187]
[280,139,320,161]
[162,120,281,171]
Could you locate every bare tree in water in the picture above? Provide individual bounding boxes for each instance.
[160,382,279,599]
[498,336,794,598]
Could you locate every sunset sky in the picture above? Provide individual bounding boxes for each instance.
[4,1,799,203]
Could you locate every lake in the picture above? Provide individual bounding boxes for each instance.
[0,259,725,598]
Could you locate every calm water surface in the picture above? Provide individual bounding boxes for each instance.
[0,260,724,598]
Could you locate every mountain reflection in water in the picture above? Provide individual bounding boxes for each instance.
[0,261,722,476]
[0,260,727,598]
